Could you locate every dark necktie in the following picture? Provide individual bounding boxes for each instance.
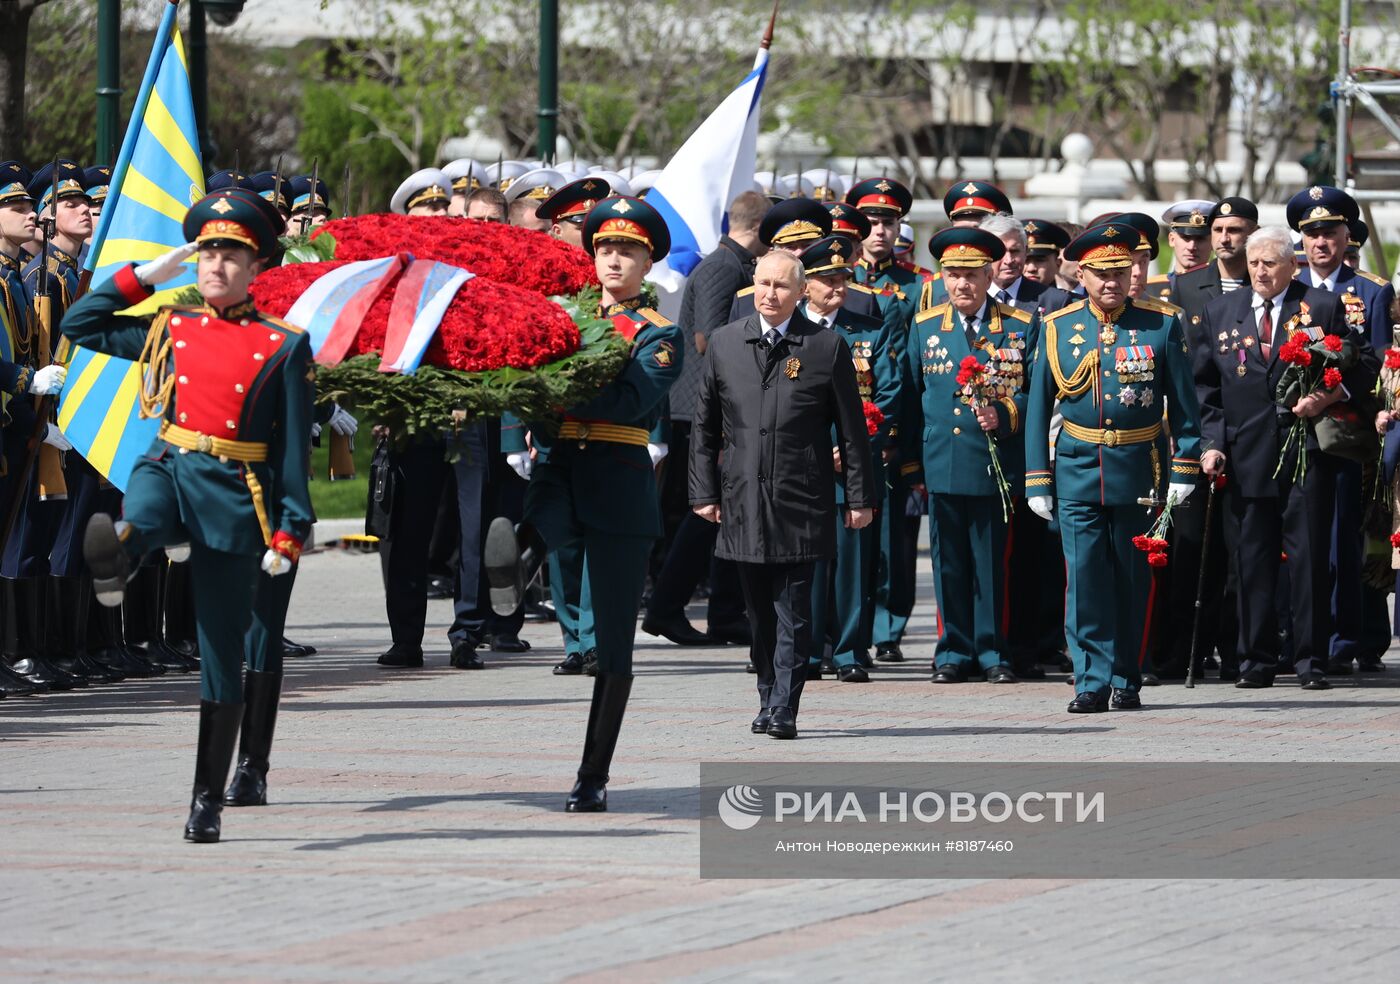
[964,314,978,349]
[1259,299,1273,361]
[762,327,780,350]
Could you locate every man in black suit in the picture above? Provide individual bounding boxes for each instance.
[1157,197,1259,681]
[690,251,875,739]
[1194,226,1379,690]
[982,214,1048,314]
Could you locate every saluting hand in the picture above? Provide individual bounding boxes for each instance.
[134,241,198,287]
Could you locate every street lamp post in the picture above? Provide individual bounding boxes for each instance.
[538,0,558,163]
[96,0,121,165]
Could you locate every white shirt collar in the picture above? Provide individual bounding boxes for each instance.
[995,277,1022,302]
[803,303,838,328]
[1310,264,1341,292]
[1252,287,1289,312]
[759,314,793,337]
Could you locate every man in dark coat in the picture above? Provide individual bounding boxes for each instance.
[690,250,875,740]
[1194,225,1379,691]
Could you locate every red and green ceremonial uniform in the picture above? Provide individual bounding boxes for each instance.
[61,264,314,702]
[1024,294,1201,697]
[908,299,1033,673]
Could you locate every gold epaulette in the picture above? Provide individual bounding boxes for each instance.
[736,285,756,297]
[1358,270,1390,286]
[997,302,1032,323]
[848,282,874,294]
[915,302,949,324]
[1134,296,1182,316]
[157,304,208,315]
[1146,273,1169,284]
[260,314,305,335]
[1042,299,1086,323]
[637,307,673,327]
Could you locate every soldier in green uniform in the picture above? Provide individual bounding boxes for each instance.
[1024,224,1202,712]
[486,196,682,812]
[843,178,920,663]
[65,188,313,841]
[909,228,1033,683]
[917,181,1016,313]
[798,236,901,682]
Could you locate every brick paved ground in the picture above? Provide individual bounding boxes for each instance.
[4,539,1400,983]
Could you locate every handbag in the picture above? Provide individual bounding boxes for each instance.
[364,438,396,537]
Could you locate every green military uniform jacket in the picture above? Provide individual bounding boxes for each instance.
[60,263,315,557]
[907,299,1034,495]
[1025,296,1201,506]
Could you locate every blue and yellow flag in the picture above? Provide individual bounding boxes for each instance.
[62,1,201,491]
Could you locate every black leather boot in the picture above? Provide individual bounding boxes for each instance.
[162,560,199,666]
[185,700,243,843]
[565,672,634,813]
[483,518,547,617]
[2,579,48,694]
[12,579,82,690]
[226,671,282,807]
[51,576,119,683]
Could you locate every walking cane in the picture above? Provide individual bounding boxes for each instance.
[1185,475,1220,689]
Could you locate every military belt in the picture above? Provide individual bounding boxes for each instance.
[558,421,650,448]
[1060,420,1162,448]
[160,422,268,462]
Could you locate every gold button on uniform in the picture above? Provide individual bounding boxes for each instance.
[235,383,244,393]
[226,419,236,430]
[953,407,962,416]
[253,353,264,361]
[953,426,962,435]
[178,412,187,422]
[178,375,188,384]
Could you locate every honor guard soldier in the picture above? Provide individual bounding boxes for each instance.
[390,168,451,216]
[206,168,253,192]
[66,187,313,842]
[798,236,901,682]
[288,175,331,234]
[1287,185,1397,675]
[537,175,611,249]
[1022,219,1071,290]
[844,176,921,662]
[802,168,846,203]
[441,158,487,216]
[486,196,682,811]
[250,171,292,223]
[22,160,90,316]
[486,160,530,193]
[83,166,112,222]
[908,229,1032,683]
[1024,223,1202,712]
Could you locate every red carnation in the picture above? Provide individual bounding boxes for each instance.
[1148,537,1168,552]
[1323,367,1343,389]
[862,400,885,437]
[1132,535,1151,551]
[1322,334,1343,353]
[1147,550,1168,567]
[1386,348,1400,370]
[1391,531,1400,549]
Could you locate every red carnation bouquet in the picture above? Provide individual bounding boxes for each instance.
[248,216,626,442]
[955,354,1013,520]
[1273,326,1359,482]
[1133,508,1173,568]
[862,400,885,438]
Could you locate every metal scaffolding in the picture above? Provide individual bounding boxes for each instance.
[1333,0,1400,201]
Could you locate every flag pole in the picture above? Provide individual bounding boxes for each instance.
[86,0,182,272]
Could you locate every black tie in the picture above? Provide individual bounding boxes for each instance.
[964,314,977,348]
[762,327,780,350]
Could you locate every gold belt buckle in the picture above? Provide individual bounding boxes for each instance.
[1103,430,1118,447]
[196,433,214,454]
[576,422,589,449]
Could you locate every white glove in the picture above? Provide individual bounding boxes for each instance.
[309,421,322,440]
[261,548,293,577]
[647,442,668,467]
[134,241,198,287]
[1028,495,1054,521]
[29,364,66,396]
[328,404,358,437]
[41,424,71,451]
[164,543,191,563]
[506,451,533,480]
[1167,482,1195,505]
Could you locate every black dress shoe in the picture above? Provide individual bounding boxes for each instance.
[745,661,756,674]
[767,706,797,739]
[581,648,599,676]
[1235,674,1273,689]
[377,645,424,668]
[853,650,874,669]
[1326,659,1354,676]
[450,643,485,669]
[490,635,531,653]
[751,708,773,733]
[1110,689,1142,710]
[708,621,753,646]
[642,614,711,647]
[805,664,825,681]
[986,665,1018,684]
[11,656,83,690]
[836,665,869,683]
[1141,672,1160,687]
[0,663,42,696]
[931,665,963,684]
[874,643,904,663]
[426,575,453,600]
[121,644,168,676]
[282,637,317,658]
[553,651,584,675]
[1358,655,1387,673]
[1300,675,1332,691]
[1067,691,1108,713]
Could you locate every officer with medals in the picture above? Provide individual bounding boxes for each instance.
[1024,223,1202,712]
[798,235,900,682]
[844,177,921,663]
[908,228,1033,683]
[485,196,682,812]
[66,187,313,842]
[1287,185,1397,676]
